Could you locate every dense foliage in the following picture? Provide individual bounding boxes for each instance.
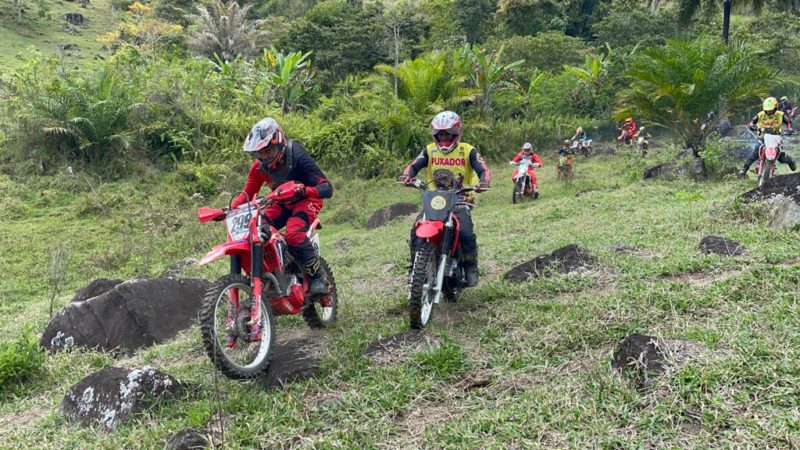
[0,0,798,179]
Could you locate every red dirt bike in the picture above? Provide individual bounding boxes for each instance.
[556,152,575,181]
[196,181,337,379]
[509,156,540,203]
[749,130,783,189]
[400,177,482,329]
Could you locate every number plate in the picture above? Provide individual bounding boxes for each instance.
[226,207,252,240]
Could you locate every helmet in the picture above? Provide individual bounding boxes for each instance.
[522,142,533,152]
[780,96,789,102]
[763,97,778,112]
[625,117,633,123]
[243,118,286,170]
[564,140,571,145]
[639,126,646,131]
[576,127,583,133]
[430,111,463,153]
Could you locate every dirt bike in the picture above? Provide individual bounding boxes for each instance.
[556,153,575,181]
[636,135,649,157]
[195,181,337,379]
[617,128,634,146]
[401,178,481,329]
[571,139,593,158]
[752,132,783,189]
[509,156,540,203]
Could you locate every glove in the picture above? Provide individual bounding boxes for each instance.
[398,175,416,185]
[475,182,490,192]
[291,182,306,201]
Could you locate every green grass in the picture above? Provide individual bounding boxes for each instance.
[0,0,120,74]
[1,142,800,448]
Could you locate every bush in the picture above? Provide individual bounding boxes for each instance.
[0,330,46,395]
[485,32,592,74]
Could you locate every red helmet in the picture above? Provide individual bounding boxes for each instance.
[430,111,462,153]
[243,118,286,170]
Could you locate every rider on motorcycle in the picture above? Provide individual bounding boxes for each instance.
[618,117,637,144]
[738,97,796,176]
[779,96,795,134]
[399,111,491,287]
[571,127,588,142]
[234,117,333,297]
[510,142,543,194]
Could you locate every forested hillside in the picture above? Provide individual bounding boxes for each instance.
[1,0,800,448]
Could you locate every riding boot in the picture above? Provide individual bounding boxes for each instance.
[739,157,757,177]
[788,156,797,172]
[303,257,329,296]
[462,253,479,287]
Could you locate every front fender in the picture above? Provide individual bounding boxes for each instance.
[416,220,444,239]
[198,240,250,266]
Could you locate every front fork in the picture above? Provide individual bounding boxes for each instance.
[431,214,455,304]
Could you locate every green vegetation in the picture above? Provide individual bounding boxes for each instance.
[1,0,800,447]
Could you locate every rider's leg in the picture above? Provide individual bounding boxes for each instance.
[778,152,798,171]
[739,143,760,176]
[529,170,538,193]
[285,199,328,296]
[453,207,479,287]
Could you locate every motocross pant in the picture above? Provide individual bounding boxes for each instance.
[263,198,323,267]
[409,206,478,267]
[742,143,797,172]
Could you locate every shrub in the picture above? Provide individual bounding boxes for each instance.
[0,329,46,395]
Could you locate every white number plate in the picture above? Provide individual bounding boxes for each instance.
[226,207,252,240]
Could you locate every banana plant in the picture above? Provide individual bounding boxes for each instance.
[257,47,315,113]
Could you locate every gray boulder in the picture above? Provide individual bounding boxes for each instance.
[699,236,747,256]
[504,244,597,283]
[769,194,800,230]
[62,366,182,429]
[366,203,418,229]
[41,278,210,353]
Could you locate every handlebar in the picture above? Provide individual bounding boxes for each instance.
[396,177,489,193]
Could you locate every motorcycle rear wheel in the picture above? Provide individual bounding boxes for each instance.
[200,274,275,380]
[302,256,338,329]
[409,244,437,329]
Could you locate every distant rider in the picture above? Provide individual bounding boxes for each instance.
[510,142,543,195]
[779,96,795,134]
[738,97,796,176]
[617,117,637,144]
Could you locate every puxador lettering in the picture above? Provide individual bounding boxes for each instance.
[430,157,466,166]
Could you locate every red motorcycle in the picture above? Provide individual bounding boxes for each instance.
[753,131,783,189]
[401,177,480,329]
[196,181,337,379]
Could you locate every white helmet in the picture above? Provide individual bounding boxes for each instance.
[430,111,463,153]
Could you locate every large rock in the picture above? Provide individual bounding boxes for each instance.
[165,428,209,450]
[504,244,597,283]
[41,278,210,353]
[261,338,322,388]
[741,172,800,205]
[699,236,747,256]
[61,366,182,429]
[63,12,85,25]
[769,194,800,230]
[644,157,706,181]
[366,203,419,229]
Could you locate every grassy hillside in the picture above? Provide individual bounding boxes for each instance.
[1,142,800,448]
[0,0,119,73]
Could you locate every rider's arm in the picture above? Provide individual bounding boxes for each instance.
[511,151,523,163]
[748,115,759,129]
[533,154,543,166]
[293,143,333,199]
[468,148,492,184]
[783,114,791,127]
[231,161,268,208]
[402,149,429,179]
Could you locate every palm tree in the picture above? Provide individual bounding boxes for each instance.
[677,0,765,44]
[187,0,260,61]
[616,38,785,153]
[375,52,476,116]
[257,48,315,113]
[462,45,524,119]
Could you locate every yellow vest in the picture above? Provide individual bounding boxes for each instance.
[423,142,479,188]
[757,110,785,133]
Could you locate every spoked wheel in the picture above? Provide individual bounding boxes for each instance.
[409,244,437,329]
[512,179,524,204]
[443,276,460,303]
[758,160,773,189]
[302,256,338,329]
[199,274,275,380]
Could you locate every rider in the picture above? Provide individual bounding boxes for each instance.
[779,96,795,134]
[558,139,575,158]
[738,97,796,176]
[510,142,543,194]
[571,127,588,142]
[618,117,637,144]
[399,111,491,287]
[234,117,333,296]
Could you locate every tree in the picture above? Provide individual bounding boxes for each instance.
[494,0,564,37]
[454,0,496,44]
[462,45,524,119]
[255,48,316,112]
[617,38,786,153]
[187,0,261,61]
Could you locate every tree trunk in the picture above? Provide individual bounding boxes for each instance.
[13,0,24,23]
[722,0,731,44]
[393,23,399,99]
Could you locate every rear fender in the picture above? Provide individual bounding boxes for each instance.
[199,240,250,267]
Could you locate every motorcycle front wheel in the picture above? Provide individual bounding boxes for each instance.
[512,178,524,204]
[758,160,774,189]
[200,274,275,380]
[409,244,437,329]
